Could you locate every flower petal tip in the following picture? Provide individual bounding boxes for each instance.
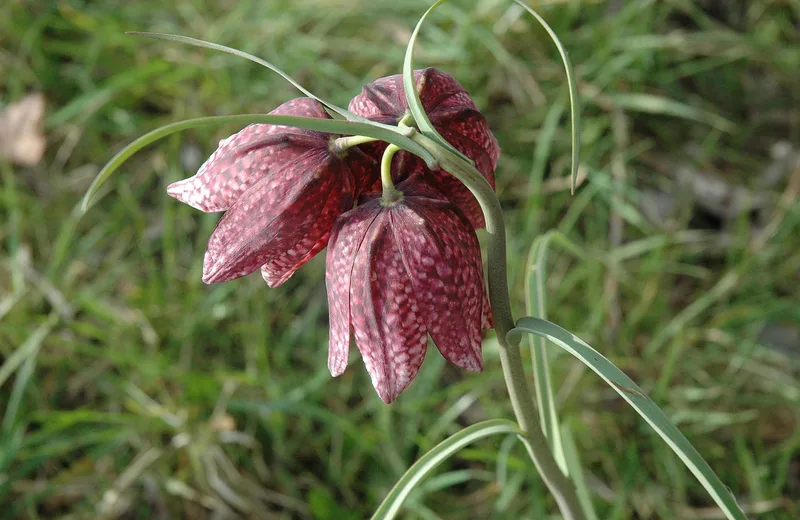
[260,267,288,289]
[375,385,399,404]
[465,354,484,373]
[328,357,348,378]
[166,178,211,212]
[201,250,224,284]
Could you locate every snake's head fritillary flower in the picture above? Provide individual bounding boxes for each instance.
[326,176,493,403]
[167,98,376,287]
[348,68,500,228]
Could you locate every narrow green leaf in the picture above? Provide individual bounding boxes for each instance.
[0,314,57,390]
[524,231,583,475]
[560,424,600,520]
[81,114,436,212]
[128,32,362,122]
[508,317,747,520]
[402,0,474,165]
[513,1,581,194]
[606,92,734,133]
[47,60,171,127]
[371,419,520,520]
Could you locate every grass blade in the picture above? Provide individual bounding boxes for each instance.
[509,317,747,520]
[402,0,474,165]
[560,424,600,520]
[607,93,735,132]
[0,314,57,390]
[371,419,520,520]
[513,1,581,194]
[524,231,584,475]
[81,114,436,212]
[128,32,362,122]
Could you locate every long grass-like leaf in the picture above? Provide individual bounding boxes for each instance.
[524,231,584,475]
[371,419,520,520]
[513,1,581,194]
[560,424,600,520]
[128,32,362,122]
[402,0,474,165]
[508,317,747,520]
[607,92,734,132]
[81,114,436,212]
[0,314,57,390]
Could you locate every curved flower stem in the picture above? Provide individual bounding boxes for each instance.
[380,144,403,204]
[333,134,378,154]
[409,132,586,520]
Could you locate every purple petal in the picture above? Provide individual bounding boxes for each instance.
[391,183,484,372]
[202,148,350,283]
[349,208,428,403]
[325,205,382,377]
[348,69,500,228]
[167,98,331,212]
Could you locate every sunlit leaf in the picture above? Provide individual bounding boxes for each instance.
[81,114,436,212]
[509,317,747,520]
[513,1,581,193]
[371,419,520,520]
[402,0,474,165]
[128,32,362,122]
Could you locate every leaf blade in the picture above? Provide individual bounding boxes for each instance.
[402,0,474,165]
[513,1,582,194]
[524,231,584,475]
[127,32,362,122]
[371,419,520,520]
[509,317,747,520]
[81,114,436,212]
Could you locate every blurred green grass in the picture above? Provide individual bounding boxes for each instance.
[1,0,799,518]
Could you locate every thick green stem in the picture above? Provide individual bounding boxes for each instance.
[410,132,586,520]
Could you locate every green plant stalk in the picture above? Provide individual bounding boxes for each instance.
[333,134,378,153]
[410,132,585,520]
[380,144,403,203]
[526,233,569,475]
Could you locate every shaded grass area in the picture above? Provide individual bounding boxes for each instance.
[1,0,799,518]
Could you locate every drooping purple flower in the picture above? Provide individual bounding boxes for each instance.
[167,98,377,287]
[348,68,501,228]
[326,176,493,403]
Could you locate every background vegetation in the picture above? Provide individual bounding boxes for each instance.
[1,0,798,518]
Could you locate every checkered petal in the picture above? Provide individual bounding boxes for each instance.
[391,178,485,372]
[348,68,500,228]
[325,204,382,377]
[167,98,331,212]
[325,176,491,403]
[202,148,354,284]
[348,210,429,403]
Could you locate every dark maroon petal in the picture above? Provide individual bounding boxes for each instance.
[167,98,331,212]
[423,172,484,228]
[432,107,499,175]
[348,69,500,228]
[257,147,374,288]
[343,147,381,199]
[399,177,493,331]
[202,149,351,283]
[325,204,383,377]
[348,68,476,122]
[391,183,484,372]
[259,175,348,288]
[348,207,428,403]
